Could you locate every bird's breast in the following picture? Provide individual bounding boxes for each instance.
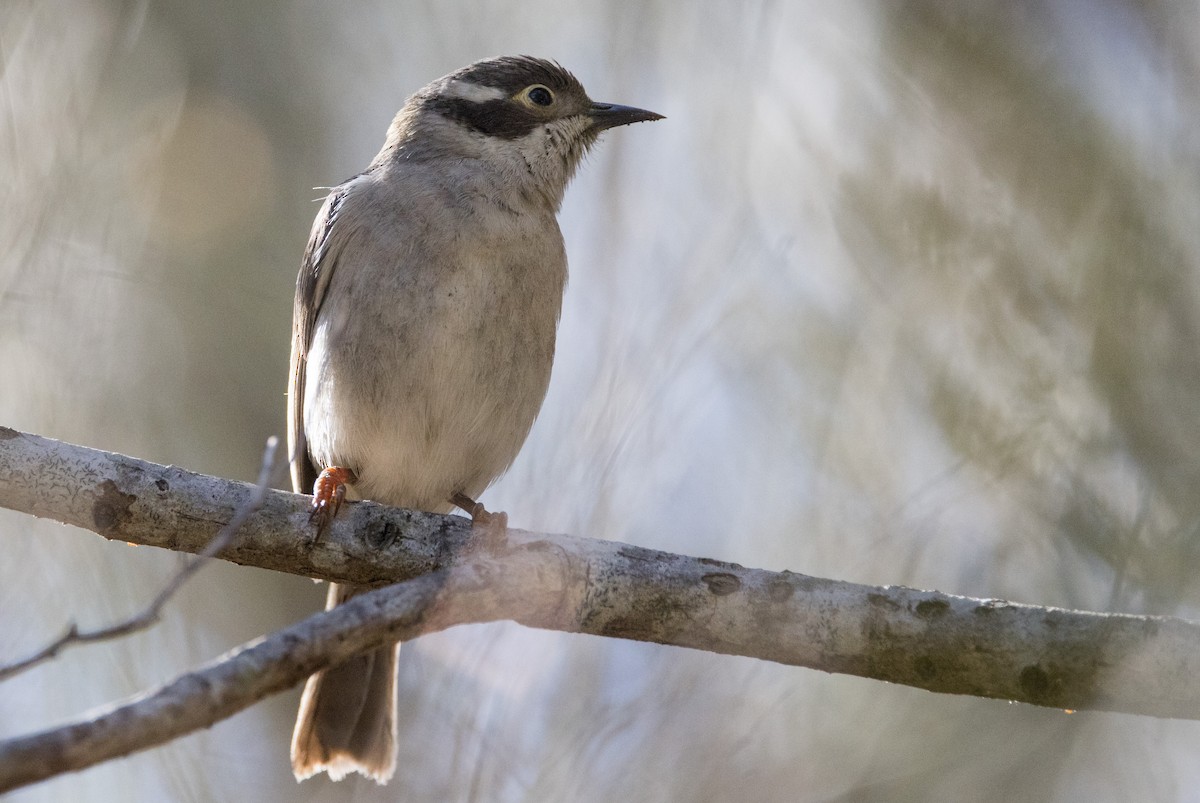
[303,203,567,512]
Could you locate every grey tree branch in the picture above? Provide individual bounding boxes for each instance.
[1,426,1200,792]
[0,436,280,682]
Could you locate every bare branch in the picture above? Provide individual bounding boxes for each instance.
[0,568,452,792]
[2,425,1200,791]
[0,437,279,681]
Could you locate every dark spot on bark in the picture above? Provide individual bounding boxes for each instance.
[914,655,937,680]
[368,520,399,550]
[767,576,795,602]
[1019,664,1051,699]
[697,557,745,570]
[916,599,950,619]
[93,480,136,536]
[0,427,18,440]
[618,546,653,563]
[155,478,169,492]
[868,592,900,611]
[702,572,740,596]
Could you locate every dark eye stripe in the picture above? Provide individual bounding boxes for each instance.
[426,97,541,140]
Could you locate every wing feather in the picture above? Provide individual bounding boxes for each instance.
[288,182,357,494]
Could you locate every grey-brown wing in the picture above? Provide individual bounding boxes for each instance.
[288,183,356,495]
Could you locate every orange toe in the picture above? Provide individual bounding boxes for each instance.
[310,466,357,534]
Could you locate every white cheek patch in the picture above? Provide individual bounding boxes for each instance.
[444,80,507,103]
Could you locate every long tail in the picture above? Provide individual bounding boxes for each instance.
[291,582,399,783]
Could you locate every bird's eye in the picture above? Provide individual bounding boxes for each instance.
[526,86,554,107]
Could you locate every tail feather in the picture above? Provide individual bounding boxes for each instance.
[291,583,399,783]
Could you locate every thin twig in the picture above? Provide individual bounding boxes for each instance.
[0,567,455,793]
[0,437,279,682]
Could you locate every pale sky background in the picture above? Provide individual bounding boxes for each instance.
[3,1,1200,801]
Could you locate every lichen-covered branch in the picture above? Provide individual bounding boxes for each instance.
[1,426,1200,792]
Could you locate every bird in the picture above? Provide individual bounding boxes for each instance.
[286,55,661,784]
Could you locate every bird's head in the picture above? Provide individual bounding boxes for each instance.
[378,56,663,209]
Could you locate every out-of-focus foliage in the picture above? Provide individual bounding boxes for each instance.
[2,0,1199,800]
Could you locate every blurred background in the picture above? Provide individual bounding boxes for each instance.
[3,0,1200,800]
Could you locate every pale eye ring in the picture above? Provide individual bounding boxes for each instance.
[526,85,554,106]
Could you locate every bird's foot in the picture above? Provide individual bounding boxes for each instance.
[451,492,509,549]
[310,466,357,537]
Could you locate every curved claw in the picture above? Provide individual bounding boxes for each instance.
[310,466,357,536]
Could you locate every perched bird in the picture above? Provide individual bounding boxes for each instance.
[287,55,661,783]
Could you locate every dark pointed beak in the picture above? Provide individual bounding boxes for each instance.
[588,102,665,132]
